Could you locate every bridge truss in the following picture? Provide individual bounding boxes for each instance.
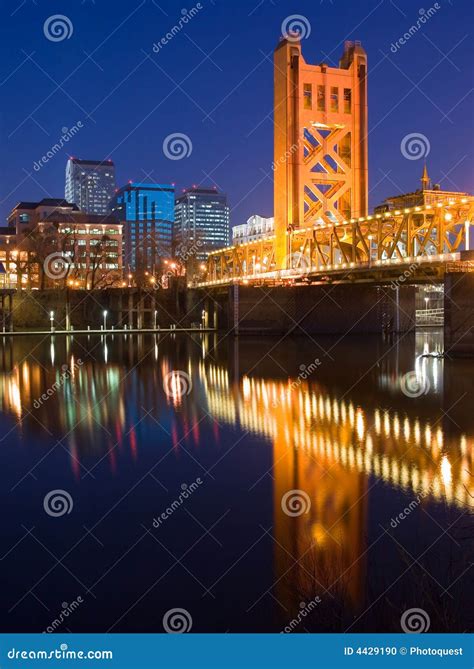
[199,197,474,287]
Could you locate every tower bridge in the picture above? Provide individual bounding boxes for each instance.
[190,36,474,351]
[196,37,473,288]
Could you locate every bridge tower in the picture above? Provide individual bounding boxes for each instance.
[273,37,368,269]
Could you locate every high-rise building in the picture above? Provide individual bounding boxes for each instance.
[174,187,229,260]
[65,158,116,215]
[109,182,174,271]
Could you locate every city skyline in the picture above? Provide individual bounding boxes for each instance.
[0,0,473,649]
[1,0,472,228]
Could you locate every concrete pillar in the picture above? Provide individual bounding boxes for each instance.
[232,283,239,336]
[444,271,474,356]
[128,292,133,329]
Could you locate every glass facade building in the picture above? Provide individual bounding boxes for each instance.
[65,158,116,216]
[109,183,174,271]
[174,187,229,260]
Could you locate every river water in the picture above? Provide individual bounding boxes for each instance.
[0,330,472,633]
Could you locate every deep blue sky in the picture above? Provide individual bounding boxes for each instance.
[1,0,472,226]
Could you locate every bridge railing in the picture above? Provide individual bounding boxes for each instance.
[415,308,444,326]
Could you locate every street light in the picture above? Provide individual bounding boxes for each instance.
[103,310,108,331]
[50,310,54,333]
[154,309,158,329]
[424,297,429,313]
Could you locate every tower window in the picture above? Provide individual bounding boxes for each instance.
[303,84,312,110]
[317,85,326,112]
[343,88,351,113]
[330,87,339,112]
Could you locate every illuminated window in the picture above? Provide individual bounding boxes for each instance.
[330,86,339,112]
[317,85,326,111]
[303,84,312,110]
[344,88,351,113]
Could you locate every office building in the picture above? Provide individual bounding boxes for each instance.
[65,158,116,215]
[109,182,174,271]
[174,187,229,261]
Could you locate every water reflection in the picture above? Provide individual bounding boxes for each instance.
[0,330,472,631]
[0,331,472,503]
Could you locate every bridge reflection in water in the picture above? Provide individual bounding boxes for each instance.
[196,332,472,626]
[0,331,472,631]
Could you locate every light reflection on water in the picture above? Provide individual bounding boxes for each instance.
[0,330,472,632]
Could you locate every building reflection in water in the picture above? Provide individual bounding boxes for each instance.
[198,348,473,619]
[0,331,472,625]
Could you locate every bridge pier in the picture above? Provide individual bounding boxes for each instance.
[203,283,416,336]
[444,269,474,356]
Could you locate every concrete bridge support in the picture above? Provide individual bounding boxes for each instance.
[444,270,474,356]
[200,283,416,336]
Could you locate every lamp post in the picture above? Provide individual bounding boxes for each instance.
[103,310,108,331]
[50,310,54,333]
[154,309,158,329]
[424,297,429,314]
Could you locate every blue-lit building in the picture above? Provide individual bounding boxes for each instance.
[109,183,174,271]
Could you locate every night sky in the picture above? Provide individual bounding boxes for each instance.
[1,0,472,226]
